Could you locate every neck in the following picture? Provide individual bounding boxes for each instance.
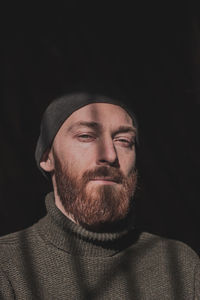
[36,192,137,257]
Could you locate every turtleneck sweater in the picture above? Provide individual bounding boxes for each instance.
[0,192,200,299]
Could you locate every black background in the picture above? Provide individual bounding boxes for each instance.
[1,3,200,254]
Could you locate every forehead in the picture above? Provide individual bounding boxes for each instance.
[64,103,133,127]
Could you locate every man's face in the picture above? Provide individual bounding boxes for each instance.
[48,103,137,230]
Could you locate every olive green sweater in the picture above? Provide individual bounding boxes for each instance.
[0,192,200,299]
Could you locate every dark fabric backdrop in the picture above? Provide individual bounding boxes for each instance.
[1,3,200,254]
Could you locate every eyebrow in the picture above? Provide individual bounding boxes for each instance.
[67,121,100,132]
[67,121,136,135]
[113,125,136,136]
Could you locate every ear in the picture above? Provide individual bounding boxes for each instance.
[40,149,54,172]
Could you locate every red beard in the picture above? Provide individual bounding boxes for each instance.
[53,154,137,231]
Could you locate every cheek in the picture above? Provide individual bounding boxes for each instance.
[61,144,95,173]
[118,150,136,175]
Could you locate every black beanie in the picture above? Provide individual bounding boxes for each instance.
[35,92,138,176]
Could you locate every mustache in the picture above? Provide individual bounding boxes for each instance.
[82,166,125,184]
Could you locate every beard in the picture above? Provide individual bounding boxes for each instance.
[53,153,137,231]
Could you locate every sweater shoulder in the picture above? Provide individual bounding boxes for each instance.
[0,223,38,245]
[140,231,194,249]
[139,231,197,252]
[136,231,199,263]
[0,220,42,257]
[0,221,44,269]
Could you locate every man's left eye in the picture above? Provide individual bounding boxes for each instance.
[115,139,132,146]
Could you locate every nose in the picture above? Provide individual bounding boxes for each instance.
[96,135,118,166]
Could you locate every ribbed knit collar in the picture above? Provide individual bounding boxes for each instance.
[36,192,137,257]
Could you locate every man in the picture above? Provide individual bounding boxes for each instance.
[0,92,200,299]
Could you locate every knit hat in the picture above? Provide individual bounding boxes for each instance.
[35,92,138,175]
